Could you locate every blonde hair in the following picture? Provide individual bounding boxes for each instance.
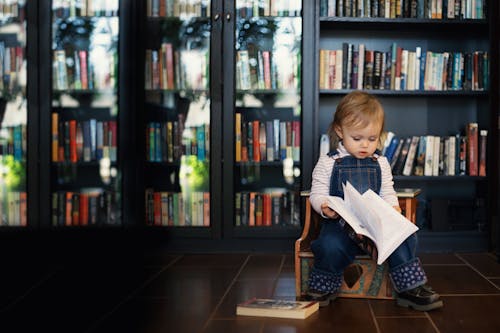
[327,91,385,150]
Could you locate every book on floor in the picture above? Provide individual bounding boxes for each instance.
[236,298,319,319]
[325,182,419,265]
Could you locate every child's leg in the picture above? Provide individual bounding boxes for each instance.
[387,234,427,292]
[387,234,443,311]
[308,221,359,300]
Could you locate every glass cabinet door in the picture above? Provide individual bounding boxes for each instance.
[50,1,120,227]
[144,0,211,227]
[233,1,302,230]
[0,1,27,227]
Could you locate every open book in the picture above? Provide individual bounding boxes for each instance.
[326,182,419,265]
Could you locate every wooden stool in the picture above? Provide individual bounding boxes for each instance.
[295,189,420,299]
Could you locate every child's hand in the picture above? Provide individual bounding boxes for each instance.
[321,202,339,219]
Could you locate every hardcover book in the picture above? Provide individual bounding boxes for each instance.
[236,298,319,319]
[325,182,418,265]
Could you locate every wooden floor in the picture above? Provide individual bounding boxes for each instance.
[1,250,500,332]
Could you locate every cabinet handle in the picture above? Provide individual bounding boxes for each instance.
[214,13,220,21]
[226,13,231,21]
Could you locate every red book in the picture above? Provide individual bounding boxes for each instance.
[79,50,88,89]
[65,192,73,226]
[262,50,271,89]
[395,47,403,90]
[79,193,89,226]
[76,122,83,161]
[153,192,162,226]
[262,193,272,226]
[19,192,27,227]
[467,123,478,176]
[253,120,260,162]
[69,120,77,163]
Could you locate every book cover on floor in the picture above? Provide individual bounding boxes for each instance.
[236,298,319,319]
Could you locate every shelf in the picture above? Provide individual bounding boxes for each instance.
[319,89,489,97]
[145,161,181,167]
[146,16,210,22]
[235,161,300,167]
[145,89,209,95]
[394,175,487,181]
[319,17,488,33]
[53,89,116,94]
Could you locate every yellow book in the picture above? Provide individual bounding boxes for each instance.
[236,298,318,319]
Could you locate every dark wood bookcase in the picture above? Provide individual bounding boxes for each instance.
[310,0,499,252]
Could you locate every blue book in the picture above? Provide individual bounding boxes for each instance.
[385,136,400,163]
[197,125,205,161]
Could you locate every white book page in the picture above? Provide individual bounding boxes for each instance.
[325,196,375,241]
[363,190,419,264]
[343,182,382,243]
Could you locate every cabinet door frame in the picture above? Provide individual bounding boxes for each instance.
[220,0,315,241]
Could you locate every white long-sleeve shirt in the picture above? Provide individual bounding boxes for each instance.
[310,143,399,217]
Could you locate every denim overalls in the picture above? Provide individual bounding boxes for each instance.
[308,151,427,294]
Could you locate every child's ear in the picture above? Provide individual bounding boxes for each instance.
[334,125,343,139]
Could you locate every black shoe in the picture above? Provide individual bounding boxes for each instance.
[304,290,337,307]
[396,284,444,311]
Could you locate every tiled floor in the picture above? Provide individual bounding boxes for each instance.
[1,250,499,333]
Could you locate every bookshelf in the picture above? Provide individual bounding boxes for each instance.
[312,0,498,252]
[139,0,215,237]
[38,0,124,228]
[0,1,32,228]
[221,0,310,242]
[135,0,314,246]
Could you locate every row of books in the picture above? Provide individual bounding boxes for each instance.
[319,44,488,91]
[145,189,210,227]
[0,43,24,95]
[235,114,300,163]
[51,114,118,163]
[146,121,209,162]
[235,190,300,227]
[0,190,26,227]
[53,48,117,91]
[236,49,301,91]
[53,0,119,18]
[145,47,209,91]
[384,123,487,177]
[320,0,486,19]
[0,0,23,19]
[236,0,302,18]
[0,124,25,161]
[51,190,119,227]
[147,0,210,18]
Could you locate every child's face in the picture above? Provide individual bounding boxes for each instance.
[335,122,381,159]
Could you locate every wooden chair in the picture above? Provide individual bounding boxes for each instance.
[295,190,419,299]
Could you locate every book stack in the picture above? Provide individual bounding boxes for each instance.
[235,114,300,163]
[381,123,487,177]
[235,190,300,227]
[319,0,486,19]
[319,43,489,92]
